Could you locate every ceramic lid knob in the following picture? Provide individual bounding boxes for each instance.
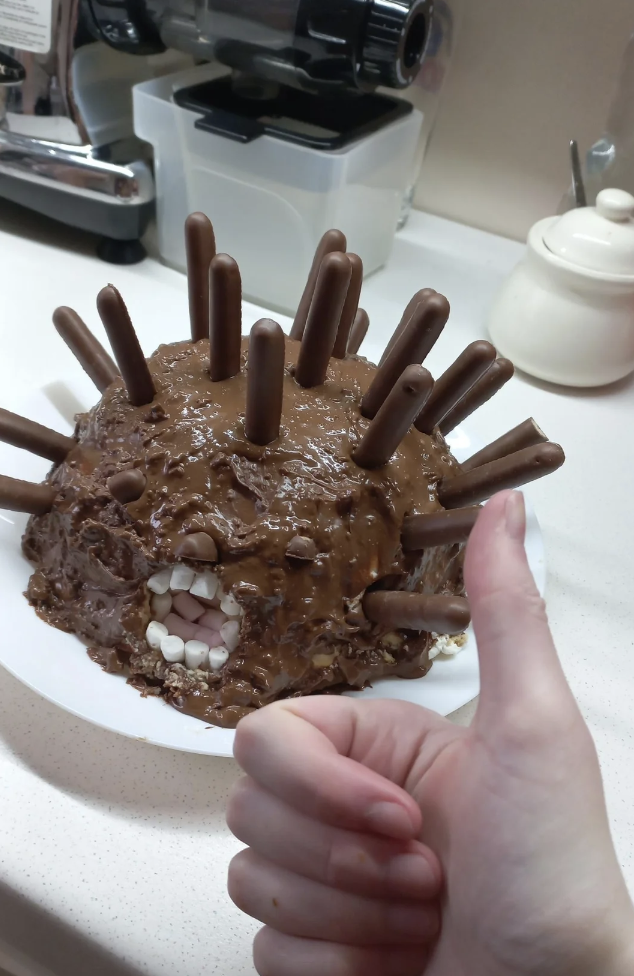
[595,188,634,222]
[542,188,634,277]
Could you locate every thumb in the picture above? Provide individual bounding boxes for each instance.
[464,491,576,724]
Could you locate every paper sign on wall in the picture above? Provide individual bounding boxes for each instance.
[0,0,52,54]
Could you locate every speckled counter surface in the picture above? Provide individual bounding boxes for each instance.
[0,204,631,976]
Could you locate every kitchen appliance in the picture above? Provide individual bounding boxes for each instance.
[399,0,462,228]
[488,188,634,388]
[134,0,434,309]
[0,0,434,291]
[0,6,192,263]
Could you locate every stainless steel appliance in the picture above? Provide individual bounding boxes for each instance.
[0,0,434,263]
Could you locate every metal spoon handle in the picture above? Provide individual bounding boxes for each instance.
[570,139,587,208]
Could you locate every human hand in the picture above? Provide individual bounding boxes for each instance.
[227,491,634,976]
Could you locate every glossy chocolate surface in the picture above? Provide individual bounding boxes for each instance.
[23,337,465,728]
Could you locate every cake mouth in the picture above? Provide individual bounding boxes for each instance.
[143,563,471,679]
[145,564,242,673]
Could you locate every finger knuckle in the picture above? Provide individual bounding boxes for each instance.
[333,946,389,976]
[235,701,290,768]
[499,692,584,752]
[233,712,265,768]
[253,929,424,976]
[226,776,254,841]
[252,928,280,976]
[479,584,548,624]
[518,590,549,628]
[323,839,359,889]
[384,903,440,944]
[227,850,254,913]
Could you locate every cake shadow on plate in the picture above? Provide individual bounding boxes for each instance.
[0,214,565,728]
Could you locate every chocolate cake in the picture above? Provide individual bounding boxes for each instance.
[0,215,565,728]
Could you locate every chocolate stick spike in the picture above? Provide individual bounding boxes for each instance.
[295,252,352,388]
[461,419,549,473]
[361,293,450,420]
[290,230,347,340]
[415,341,497,435]
[53,306,119,393]
[401,507,481,551]
[438,358,515,436]
[347,308,370,356]
[0,475,56,515]
[439,442,565,510]
[96,286,156,407]
[353,365,433,469]
[363,591,471,635]
[332,254,363,359]
[209,253,243,382]
[378,288,436,367]
[185,212,216,342]
[246,319,285,446]
[0,409,75,463]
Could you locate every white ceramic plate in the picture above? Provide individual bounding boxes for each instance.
[0,376,545,758]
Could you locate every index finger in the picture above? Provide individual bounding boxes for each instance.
[234,697,425,841]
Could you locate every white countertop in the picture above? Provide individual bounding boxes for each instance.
[0,203,632,976]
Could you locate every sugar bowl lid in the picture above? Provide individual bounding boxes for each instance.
[542,188,634,277]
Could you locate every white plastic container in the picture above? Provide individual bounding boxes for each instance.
[134,64,423,314]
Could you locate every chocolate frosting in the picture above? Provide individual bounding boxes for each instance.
[22,337,466,728]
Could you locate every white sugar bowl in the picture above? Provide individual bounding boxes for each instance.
[488,188,634,387]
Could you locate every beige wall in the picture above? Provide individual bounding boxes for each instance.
[412,0,633,241]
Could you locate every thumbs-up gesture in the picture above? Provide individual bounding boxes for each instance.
[227,492,634,976]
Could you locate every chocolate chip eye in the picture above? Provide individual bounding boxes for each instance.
[107,468,146,504]
[286,536,318,563]
[176,532,219,563]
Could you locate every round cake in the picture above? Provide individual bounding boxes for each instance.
[0,215,565,728]
[23,336,467,727]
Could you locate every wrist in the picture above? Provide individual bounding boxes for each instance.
[607,930,634,976]
[564,903,634,976]
[595,910,634,976]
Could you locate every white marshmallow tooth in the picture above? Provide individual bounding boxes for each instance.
[220,619,240,652]
[147,569,172,595]
[151,592,172,622]
[184,640,210,671]
[189,570,219,601]
[170,564,196,593]
[219,592,241,617]
[208,647,229,671]
[146,620,169,650]
[161,634,186,663]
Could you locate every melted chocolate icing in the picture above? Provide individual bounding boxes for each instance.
[22,337,465,728]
